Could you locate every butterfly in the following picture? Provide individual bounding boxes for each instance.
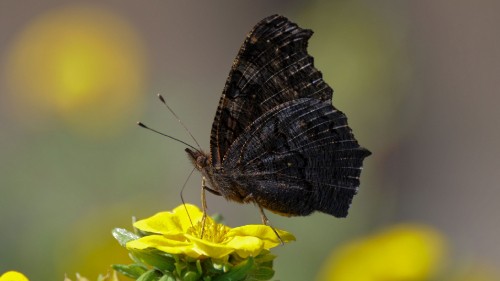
[184,14,370,222]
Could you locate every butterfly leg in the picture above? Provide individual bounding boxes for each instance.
[200,177,208,239]
[244,194,284,245]
[257,204,284,245]
[200,179,222,239]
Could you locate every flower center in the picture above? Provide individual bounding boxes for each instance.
[188,219,229,243]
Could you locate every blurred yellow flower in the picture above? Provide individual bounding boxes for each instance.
[127,204,295,259]
[54,204,134,280]
[0,271,29,281]
[317,224,446,281]
[3,4,147,137]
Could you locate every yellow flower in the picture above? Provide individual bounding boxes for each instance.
[126,204,295,259]
[0,271,29,281]
[317,224,446,281]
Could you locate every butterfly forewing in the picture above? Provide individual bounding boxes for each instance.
[210,15,333,166]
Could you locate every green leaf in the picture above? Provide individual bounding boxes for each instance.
[112,263,148,279]
[112,228,140,247]
[158,272,177,281]
[137,269,162,281]
[132,250,176,272]
[213,257,254,281]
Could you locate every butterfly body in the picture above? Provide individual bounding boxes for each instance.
[187,15,370,218]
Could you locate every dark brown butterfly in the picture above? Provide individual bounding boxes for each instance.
[185,14,371,221]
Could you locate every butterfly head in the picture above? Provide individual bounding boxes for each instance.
[185,148,210,171]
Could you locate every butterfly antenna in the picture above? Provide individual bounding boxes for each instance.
[137,122,199,151]
[158,94,203,151]
[181,167,197,229]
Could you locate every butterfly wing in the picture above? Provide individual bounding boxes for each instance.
[210,15,333,165]
[222,98,371,217]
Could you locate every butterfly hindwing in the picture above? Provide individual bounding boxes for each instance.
[210,15,334,165]
[221,98,371,217]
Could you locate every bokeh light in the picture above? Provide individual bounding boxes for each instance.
[317,224,447,281]
[3,4,147,138]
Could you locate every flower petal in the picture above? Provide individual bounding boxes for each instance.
[133,212,182,235]
[172,204,204,231]
[228,225,296,248]
[126,235,200,258]
[225,236,264,258]
[133,204,203,235]
[186,234,235,259]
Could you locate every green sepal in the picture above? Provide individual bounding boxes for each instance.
[198,258,224,277]
[247,266,274,281]
[254,251,276,264]
[196,259,203,275]
[174,255,183,277]
[213,257,254,281]
[249,251,275,281]
[209,257,231,273]
[131,250,176,272]
[222,263,232,273]
[112,263,148,279]
[137,269,162,281]
[112,228,140,247]
[182,270,201,281]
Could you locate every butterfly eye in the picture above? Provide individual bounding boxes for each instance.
[195,155,209,169]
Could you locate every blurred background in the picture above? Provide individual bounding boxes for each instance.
[1,1,499,280]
